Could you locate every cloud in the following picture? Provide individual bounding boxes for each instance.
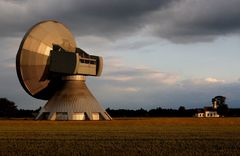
[0,0,174,38]
[105,76,134,82]
[90,73,240,109]
[0,37,20,71]
[205,77,225,83]
[146,72,179,85]
[114,87,140,93]
[1,0,240,111]
[1,0,239,43]
[103,61,179,85]
[179,77,226,87]
[147,0,240,43]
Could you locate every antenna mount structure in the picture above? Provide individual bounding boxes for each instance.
[16,20,111,120]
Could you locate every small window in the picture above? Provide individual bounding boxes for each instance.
[80,59,84,63]
[92,112,100,120]
[38,112,50,120]
[90,61,95,64]
[56,112,68,120]
[72,112,85,120]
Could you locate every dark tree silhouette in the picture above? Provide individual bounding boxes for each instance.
[217,104,229,117]
[178,106,186,117]
[178,106,186,112]
[0,98,18,117]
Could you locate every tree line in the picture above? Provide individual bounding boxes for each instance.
[1,97,240,118]
[107,107,240,117]
[0,98,40,118]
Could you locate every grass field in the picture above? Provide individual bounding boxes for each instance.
[0,118,239,156]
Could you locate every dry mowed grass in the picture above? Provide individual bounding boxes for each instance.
[0,118,240,156]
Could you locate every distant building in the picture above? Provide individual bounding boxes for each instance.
[204,107,219,117]
[195,96,226,118]
[195,111,204,117]
[196,107,219,118]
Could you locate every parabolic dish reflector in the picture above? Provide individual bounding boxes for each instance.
[16,20,76,100]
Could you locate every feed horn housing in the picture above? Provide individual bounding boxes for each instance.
[49,44,103,77]
[16,20,111,120]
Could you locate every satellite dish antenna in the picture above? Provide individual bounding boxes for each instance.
[16,20,111,120]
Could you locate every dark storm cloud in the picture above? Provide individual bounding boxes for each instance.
[59,0,175,38]
[1,0,240,42]
[148,0,240,43]
[0,0,174,38]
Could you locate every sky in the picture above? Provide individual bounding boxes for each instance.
[0,0,240,110]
